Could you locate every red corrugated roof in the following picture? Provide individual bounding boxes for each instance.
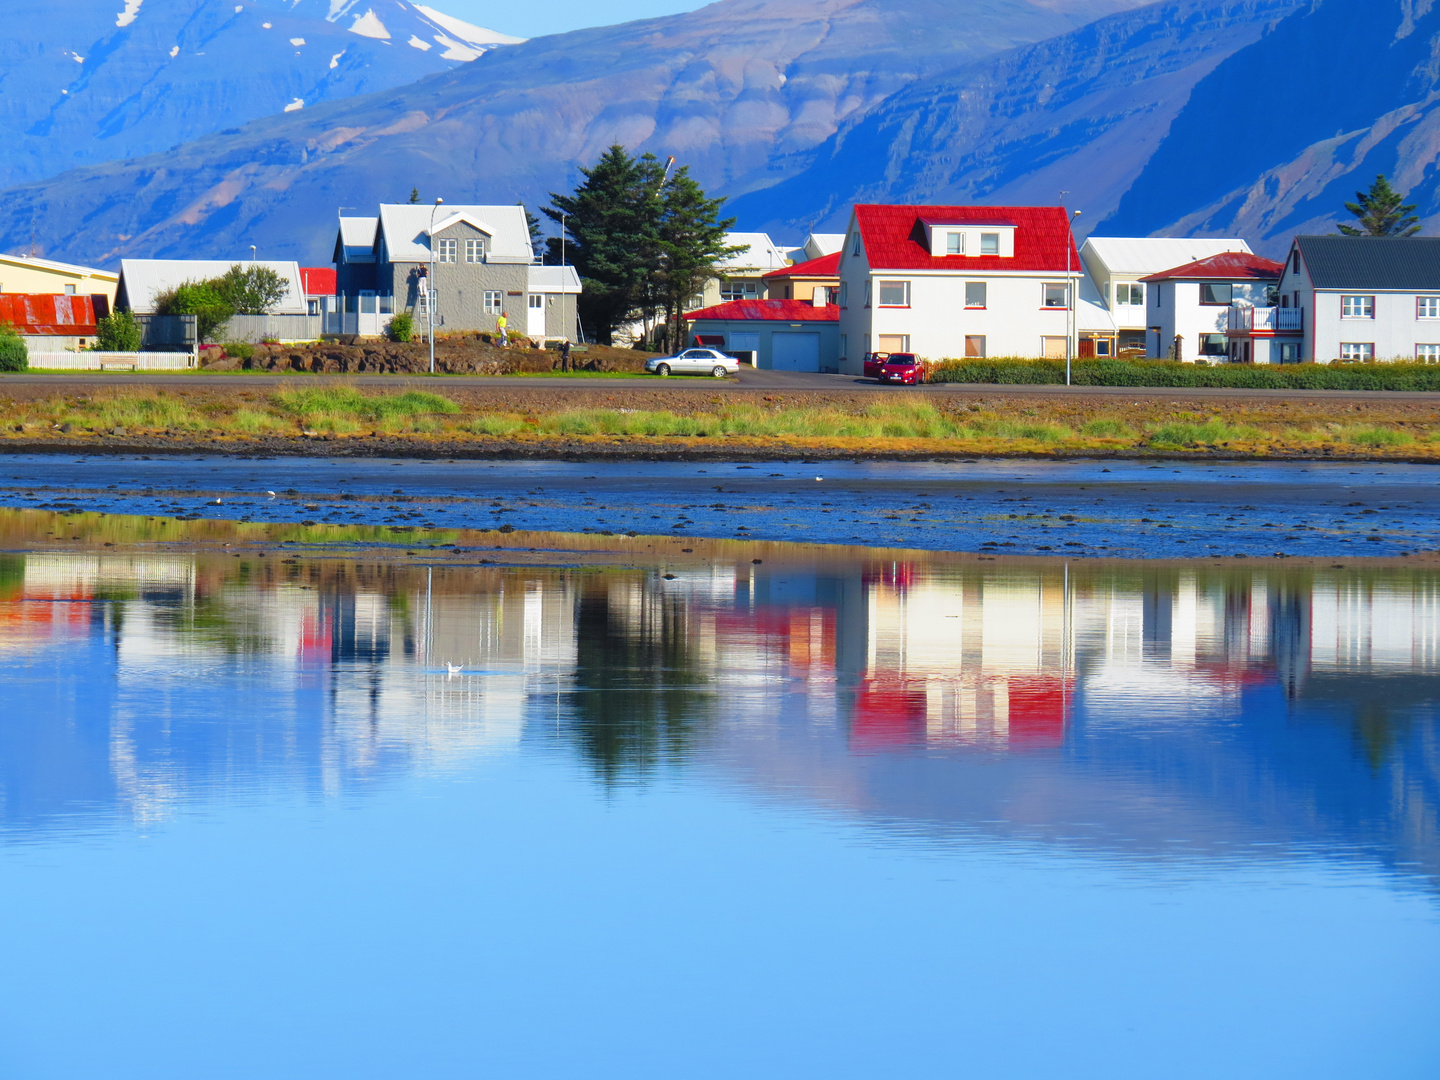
[762,252,841,279]
[300,266,337,295]
[1141,252,1284,282]
[0,294,99,335]
[854,204,1078,272]
[684,299,839,322]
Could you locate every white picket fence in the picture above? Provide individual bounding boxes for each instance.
[25,351,196,371]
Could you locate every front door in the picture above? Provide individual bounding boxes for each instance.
[526,294,546,339]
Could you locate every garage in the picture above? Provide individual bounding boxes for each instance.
[771,331,821,372]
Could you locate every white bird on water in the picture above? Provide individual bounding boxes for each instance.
[445,663,464,677]
[266,491,277,498]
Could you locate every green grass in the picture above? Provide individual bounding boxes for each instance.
[1147,420,1260,446]
[1345,425,1414,447]
[1081,418,1135,438]
[928,356,1440,390]
[273,387,460,431]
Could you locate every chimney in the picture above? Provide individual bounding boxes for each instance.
[812,286,827,308]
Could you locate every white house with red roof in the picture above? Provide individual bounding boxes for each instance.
[683,297,839,371]
[1140,252,1291,363]
[836,204,1082,369]
[761,252,840,305]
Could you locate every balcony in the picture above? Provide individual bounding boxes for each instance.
[1228,305,1303,334]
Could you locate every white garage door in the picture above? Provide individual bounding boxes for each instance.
[771,331,820,372]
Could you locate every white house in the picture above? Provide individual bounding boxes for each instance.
[696,232,793,308]
[836,204,1082,369]
[1276,236,1440,362]
[1079,236,1252,356]
[1140,252,1290,363]
[116,259,308,314]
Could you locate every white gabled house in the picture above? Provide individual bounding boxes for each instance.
[1141,252,1291,364]
[837,204,1083,369]
[1277,236,1440,362]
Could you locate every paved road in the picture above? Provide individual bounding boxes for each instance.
[5,366,1440,402]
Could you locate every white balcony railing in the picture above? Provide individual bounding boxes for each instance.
[1228,305,1303,333]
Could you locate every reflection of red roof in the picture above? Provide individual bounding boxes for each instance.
[0,294,101,335]
[1141,252,1284,282]
[854,204,1078,272]
[684,299,839,322]
[852,678,927,750]
[1006,676,1071,748]
[762,252,841,279]
[300,267,337,296]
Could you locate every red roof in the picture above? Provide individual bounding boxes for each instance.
[1141,252,1284,282]
[854,204,1078,272]
[762,251,841,279]
[300,266,336,296]
[0,294,101,335]
[684,299,839,322]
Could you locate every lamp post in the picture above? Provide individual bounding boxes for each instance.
[428,197,443,374]
[561,211,569,347]
[1065,208,1081,387]
[249,245,257,262]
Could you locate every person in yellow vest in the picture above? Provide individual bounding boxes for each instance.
[496,311,508,347]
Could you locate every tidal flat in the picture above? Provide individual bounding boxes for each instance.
[0,458,1437,1078]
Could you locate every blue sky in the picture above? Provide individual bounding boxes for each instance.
[441,0,707,38]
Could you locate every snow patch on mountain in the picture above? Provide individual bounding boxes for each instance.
[408,34,432,50]
[116,0,143,28]
[413,4,525,46]
[349,8,389,38]
[284,98,305,112]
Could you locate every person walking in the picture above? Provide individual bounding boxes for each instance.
[496,311,508,347]
[560,339,572,372]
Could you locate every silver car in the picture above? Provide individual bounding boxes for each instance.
[644,347,739,378]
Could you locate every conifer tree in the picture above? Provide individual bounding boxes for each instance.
[1339,174,1421,236]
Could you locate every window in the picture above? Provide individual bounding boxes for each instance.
[1199,334,1227,356]
[1292,250,1300,274]
[720,280,760,302]
[483,291,502,315]
[851,232,862,256]
[1341,295,1374,318]
[1155,287,1163,308]
[1419,297,1440,318]
[1115,283,1143,306]
[965,335,986,358]
[839,281,848,307]
[1043,283,1068,308]
[1280,294,1288,308]
[878,280,909,306]
[465,238,486,263]
[1279,342,1301,364]
[436,238,457,263]
[980,233,1000,255]
[1200,283,1232,305]
[965,281,986,308]
[1293,291,1300,309]
[1418,344,1440,362]
[946,232,963,255]
[839,334,847,359]
[1094,338,1112,357]
[1340,342,1374,361]
[1042,336,1067,359]
[528,294,544,310]
[877,334,909,352]
[64,283,76,296]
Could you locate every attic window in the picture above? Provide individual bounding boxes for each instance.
[851,233,862,257]
[465,238,486,263]
[946,232,963,255]
[980,233,1000,255]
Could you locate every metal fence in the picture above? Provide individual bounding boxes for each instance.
[134,313,197,350]
[222,314,324,343]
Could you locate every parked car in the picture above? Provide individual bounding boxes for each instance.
[866,352,926,385]
[645,348,739,378]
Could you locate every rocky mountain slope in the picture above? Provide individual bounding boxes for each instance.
[0,0,521,190]
[0,0,1157,264]
[726,0,1307,237]
[1099,0,1440,252]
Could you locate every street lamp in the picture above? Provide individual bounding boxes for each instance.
[1065,207,1081,387]
[249,245,257,262]
[561,211,569,349]
[429,197,443,374]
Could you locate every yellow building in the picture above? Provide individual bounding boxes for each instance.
[0,253,118,306]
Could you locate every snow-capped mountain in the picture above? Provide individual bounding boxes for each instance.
[0,0,521,189]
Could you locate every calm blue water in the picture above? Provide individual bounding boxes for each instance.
[0,547,1437,1077]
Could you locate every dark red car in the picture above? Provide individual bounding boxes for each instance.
[863,351,926,385]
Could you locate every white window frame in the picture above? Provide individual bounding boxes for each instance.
[877,280,910,307]
[1042,282,1069,309]
[946,232,963,255]
[465,238,485,263]
[876,334,910,353]
[1418,296,1440,319]
[436,238,457,264]
[1116,283,1143,306]
[979,233,1000,255]
[1418,344,1440,362]
[965,281,986,309]
[1341,295,1374,319]
[1339,342,1374,361]
[863,280,872,307]
[719,280,760,303]
[483,291,503,315]
[964,335,986,358]
[528,294,544,310]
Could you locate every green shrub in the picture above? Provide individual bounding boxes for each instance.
[388,312,415,343]
[221,341,255,361]
[928,357,1440,391]
[95,309,142,352]
[0,323,28,372]
[154,280,234,343]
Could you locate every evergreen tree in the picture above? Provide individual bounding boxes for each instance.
[519,203,542,249]
[655,166,741,348]
[409,187,420,204]
[1339,174,1421,236]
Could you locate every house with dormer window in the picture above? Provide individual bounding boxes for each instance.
[332,203,580,340]
[836,205,1083,370]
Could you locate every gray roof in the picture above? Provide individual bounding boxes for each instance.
[376,203,533,263]
[1296,236,1440,290]
[527,265,581,294]
[118,259,306,314]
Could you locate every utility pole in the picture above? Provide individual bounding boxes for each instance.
[561,211,568,346]
[429,197,443,374]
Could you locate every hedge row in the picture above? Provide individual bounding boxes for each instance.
[926,357,1440,391]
